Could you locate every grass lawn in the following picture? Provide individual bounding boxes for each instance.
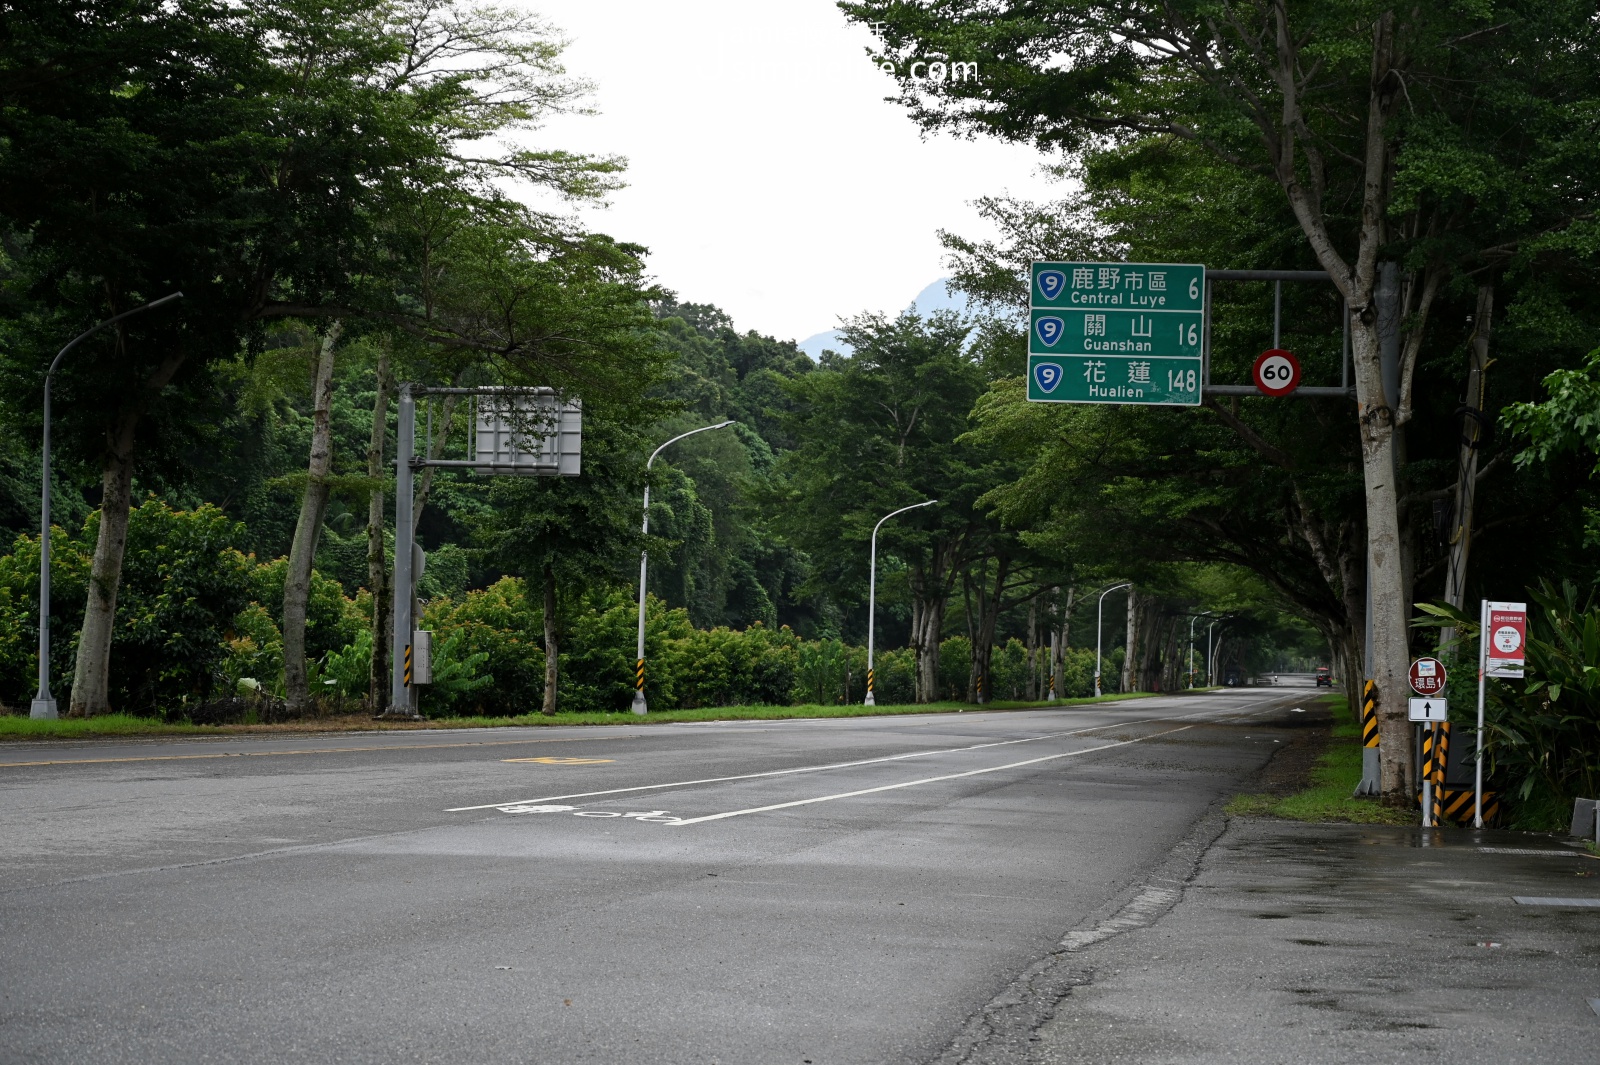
[0,691,1158,742]
[1227,697,1416,826]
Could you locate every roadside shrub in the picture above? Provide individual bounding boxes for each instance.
[0,525,89,709]
[420,577,543,715]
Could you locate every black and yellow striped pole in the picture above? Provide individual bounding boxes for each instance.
[865,668,874,701]
[404,644,413,687]
[1354,679,1381,796]
[635,658,645,698]
[1361,681,1380,747]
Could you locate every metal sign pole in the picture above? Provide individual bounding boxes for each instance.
[388,384,416,716]
[1474,598,1488,828]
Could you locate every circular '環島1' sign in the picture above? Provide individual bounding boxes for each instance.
[1409,656,1447,696]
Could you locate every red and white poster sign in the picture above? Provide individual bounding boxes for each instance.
[1485,601,1527,678]
[1409,657,1447,696]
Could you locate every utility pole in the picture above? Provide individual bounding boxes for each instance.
[31,292,183,719]
[632,421,735,714]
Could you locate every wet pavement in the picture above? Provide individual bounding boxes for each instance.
[1008,820,1600,1064]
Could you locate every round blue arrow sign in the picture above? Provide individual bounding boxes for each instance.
[1035,316,1065,347]
[1036,269,1067,302]
[1033,361,1063,393]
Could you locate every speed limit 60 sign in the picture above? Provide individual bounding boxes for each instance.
[1252,348,1302,396]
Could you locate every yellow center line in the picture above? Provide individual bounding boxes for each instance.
[0,734,639,768]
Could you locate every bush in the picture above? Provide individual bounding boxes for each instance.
[420,577,543,715]
[0,525,90,709]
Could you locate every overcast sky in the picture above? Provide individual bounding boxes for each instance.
[518,0,1059,343]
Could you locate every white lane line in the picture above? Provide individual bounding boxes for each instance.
[447,729,1107,811]
[666,724,1197,826]
[447,697,1288,813]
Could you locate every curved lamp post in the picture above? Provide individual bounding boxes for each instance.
[32,292,183,719]
[1206,617,1231,687]
[864,499,937,706]
[631,420,735,714]
[1187,612,1217,689]
[1094,582,1132,698]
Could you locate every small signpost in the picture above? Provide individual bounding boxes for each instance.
[1408,656,1450,826]
[1252,348,1301,397]
[1409,656,1447,696]
[1474,600,1528,828]
[1028,261,1205,406]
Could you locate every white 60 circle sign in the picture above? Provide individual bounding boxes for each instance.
[1252,348,1301,397]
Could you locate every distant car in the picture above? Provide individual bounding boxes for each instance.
[1315,667,1333,688]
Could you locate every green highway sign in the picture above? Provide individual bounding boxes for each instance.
[1031,262,1204,310]
[1030,308,1202,359]
[1029,355,1200,406]
[1029,261,1205,406]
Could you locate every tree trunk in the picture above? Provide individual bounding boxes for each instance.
[68,416,138,717]
[542,563,558,715]
[69,348,188,718]
[909,542,956,703]
[283,323,342,715]
[1121,586,1139,693]
[365,346,392,713]
[1440,283,1494,649]
[969,554,1008,704]
[1053,586,1073,697]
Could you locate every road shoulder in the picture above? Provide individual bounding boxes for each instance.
[931,699,1600,1065]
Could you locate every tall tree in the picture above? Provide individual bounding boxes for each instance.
[775,309,986,701]
[843,0,1600,791]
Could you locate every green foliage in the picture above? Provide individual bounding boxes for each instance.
[1503,347,1600,477]
[419,629,493,715]
[0,524,89,708]
[248,556,364,663]
[420,578,544,715]
[0,500,252,711]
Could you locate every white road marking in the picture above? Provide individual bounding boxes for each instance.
[666,725,1197,826]
[449,724,1117,812]
[448,697,1289,814]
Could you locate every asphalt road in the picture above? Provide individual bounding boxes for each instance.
[0,689,1305,1064]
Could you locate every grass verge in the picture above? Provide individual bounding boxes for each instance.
[1227,697,1416,826]
[0,691,1158,741]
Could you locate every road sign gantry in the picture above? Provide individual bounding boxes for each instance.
[1028,262,1205,407]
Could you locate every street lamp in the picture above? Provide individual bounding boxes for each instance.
[1094,582,1132,698]
[631,420,735,714]
[1206,617,1231,687]
[31,292,183,719]
[1187,612,1216,689]
[864,499,937,705]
